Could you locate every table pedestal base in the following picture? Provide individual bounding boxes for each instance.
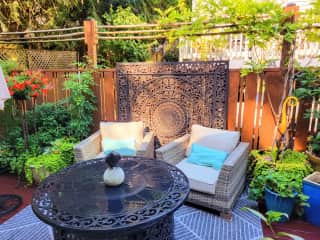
[53,214,174,240]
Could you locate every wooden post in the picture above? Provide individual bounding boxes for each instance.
[84,19,98,66]
[280,4,299,69]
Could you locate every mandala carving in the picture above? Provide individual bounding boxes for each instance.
[116,61,229,145]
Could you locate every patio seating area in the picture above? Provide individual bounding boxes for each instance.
[1,1,320,240]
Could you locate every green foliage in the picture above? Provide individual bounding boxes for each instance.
[99,6,150,67]
[242,207,303,240]
[0,142,16,169]
[24,137,76,185]
[309,133,320,156]
[29,101,71,146]
[0,60,22,75]
[25,153,66,185]
[294,68,320,100]
[64,71,96,140]
[294,68,320,156]
[249,149,313,202]
[50,137,77,165]
[0,0,79,32]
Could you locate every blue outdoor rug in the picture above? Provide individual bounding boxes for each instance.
[0,192,263,240]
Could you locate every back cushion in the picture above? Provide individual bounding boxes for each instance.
[186,124,240,156]
[100,121,144,147]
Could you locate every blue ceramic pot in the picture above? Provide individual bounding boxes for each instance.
[303,172,320,227]
[264,187,297,222]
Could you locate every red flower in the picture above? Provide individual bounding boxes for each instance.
[31,84,40,90]
[41,77,49,85]
[25,80,32,86]
[30,91,39,97]
[41,88,48,96]
[9,89,13,96]
[25,70,33,76]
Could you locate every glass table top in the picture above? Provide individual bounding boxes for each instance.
[32,157,189,231]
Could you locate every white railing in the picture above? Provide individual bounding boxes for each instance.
[179,32,320,68]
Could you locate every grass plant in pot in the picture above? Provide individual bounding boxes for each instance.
[249,149,313,222]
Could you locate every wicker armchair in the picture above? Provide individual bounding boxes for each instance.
[156,130,249,219]
[74,123,154,161]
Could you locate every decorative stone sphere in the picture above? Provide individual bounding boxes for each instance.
[103,151,125,186]
[103,167,125,186]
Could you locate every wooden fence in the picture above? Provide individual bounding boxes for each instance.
[39,68,309,151]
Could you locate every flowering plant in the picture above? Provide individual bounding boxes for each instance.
[6,70,49,100]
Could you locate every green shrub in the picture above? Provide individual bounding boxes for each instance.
[0,142,16,169]
[249,149,313,201]
[50,137,77,165]
[25,153,67,185]
[64,71,96,140]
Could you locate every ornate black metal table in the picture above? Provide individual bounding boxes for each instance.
[31,157,189,240]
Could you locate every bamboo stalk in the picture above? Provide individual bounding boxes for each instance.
[98,29,169,35]
[0,26,83,35]
[98,30,242,40]
[0,32,84,41]
[98,22,237,29]
[0,37,85,44]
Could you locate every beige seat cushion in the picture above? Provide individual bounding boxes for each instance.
[186,124,240,156]
[100,121,144,148]
[176,159,220,195]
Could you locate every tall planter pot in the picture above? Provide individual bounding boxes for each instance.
[303,172,320,227]
[264,187,297,222]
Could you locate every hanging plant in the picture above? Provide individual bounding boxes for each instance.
[6,70,49,101]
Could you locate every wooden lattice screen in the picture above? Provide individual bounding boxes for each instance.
[0,49,77,69]
[116,61,229,146]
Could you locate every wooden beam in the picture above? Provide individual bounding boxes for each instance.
[84,19,98,67]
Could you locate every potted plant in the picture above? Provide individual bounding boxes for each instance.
[294,68,320,170]
[24,137,76,185]
[25,153,66,185]
[249,149,313,221]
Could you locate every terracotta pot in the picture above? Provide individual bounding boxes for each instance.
[306,151,320,171]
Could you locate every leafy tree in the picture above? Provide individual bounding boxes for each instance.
[0,0,79,32]
[99,7,150,67]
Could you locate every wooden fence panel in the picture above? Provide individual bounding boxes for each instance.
[1,67,311,150]
[259,70,283,150]
[227,70,240,131]
[240,74,258,148]
[93,70,116,130]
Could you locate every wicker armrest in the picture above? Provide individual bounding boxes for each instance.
[74,130,102,161]
[156,134,190,165]
[215,142,249,194]
[137,131,155,159]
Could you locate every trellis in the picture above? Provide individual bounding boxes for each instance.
[0,49,77,69]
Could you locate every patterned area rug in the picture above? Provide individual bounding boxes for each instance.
[0,192,262,240]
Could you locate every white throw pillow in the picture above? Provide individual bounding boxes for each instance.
[100,121,144,148]
[186,124,240,156]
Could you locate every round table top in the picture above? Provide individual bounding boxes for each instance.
[32,157,189,232]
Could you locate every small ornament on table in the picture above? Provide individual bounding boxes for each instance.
[103,152,125,186]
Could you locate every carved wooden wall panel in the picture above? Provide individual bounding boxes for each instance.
[116,61,229,145]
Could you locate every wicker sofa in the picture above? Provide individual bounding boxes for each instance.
[74,121,154,161]
[156,124,249,219]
